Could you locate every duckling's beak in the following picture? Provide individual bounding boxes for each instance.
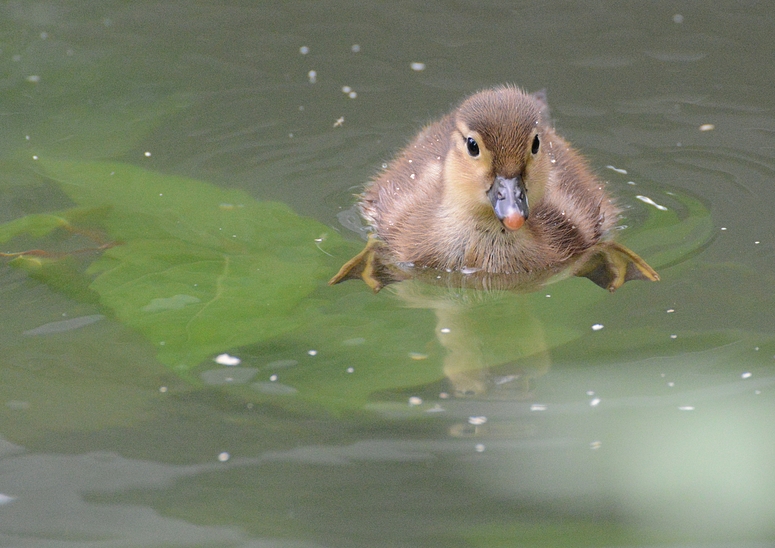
[487,175,529,231]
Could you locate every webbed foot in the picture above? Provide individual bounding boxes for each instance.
[575,241,660,292]
[328,235,394,293]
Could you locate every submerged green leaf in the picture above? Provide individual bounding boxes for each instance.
[620,189,714,269]
[0,213,70,242]
[26,159,349,372]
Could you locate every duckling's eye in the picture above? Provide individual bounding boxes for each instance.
[465,136,480,157]
[531,135,540,155]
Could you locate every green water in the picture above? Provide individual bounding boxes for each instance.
[1,2,774,546]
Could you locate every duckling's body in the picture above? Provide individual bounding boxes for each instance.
[332,86,658,291]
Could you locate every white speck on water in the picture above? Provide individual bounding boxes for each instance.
[530,404,547,411]
[545,294,551,298]
[590,441,602,450]
[40,32,48,40]
[351,44,360,52]
[439,392,450,399]
[667,382,675,387]
[742,372,752,379]
[720,227,727,231]
[269,374,278,382]
[754,240,760,245]
[678,406,695,411]
[440,328,451,334]
[586,390,595,396]
[346,367,354,373]
[307,349,317,356]
[26,75,40,83]
[215,353,241,366]
[348,91,357,99]
[673,14,684,23]
[475,444,485,453]
[590,398,601,407]
[635,195,668,211]
[666,308,675,313]
[605,165,627,174]
[159,386,168,393]
[410,62,426,71]
[670,334,678,339]
[342,86,352,93]
[627,181,637,185]
[307,70,317,83]
[32,155,39,160]
[468,416,487,426]
[218,452,230,462]
[299,45,309,55]
[0,494,16,505]
[591,324,604,331]
[699,123,715,131]
[408,396,423,406]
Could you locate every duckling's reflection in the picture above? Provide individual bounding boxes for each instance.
[393,279,551,398]
[332,238,657,398]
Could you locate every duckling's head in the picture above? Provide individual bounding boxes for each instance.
[443,86,552,232]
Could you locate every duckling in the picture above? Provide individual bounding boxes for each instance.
[330,85,658,292]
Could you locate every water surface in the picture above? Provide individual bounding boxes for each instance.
[1,2,774,546]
